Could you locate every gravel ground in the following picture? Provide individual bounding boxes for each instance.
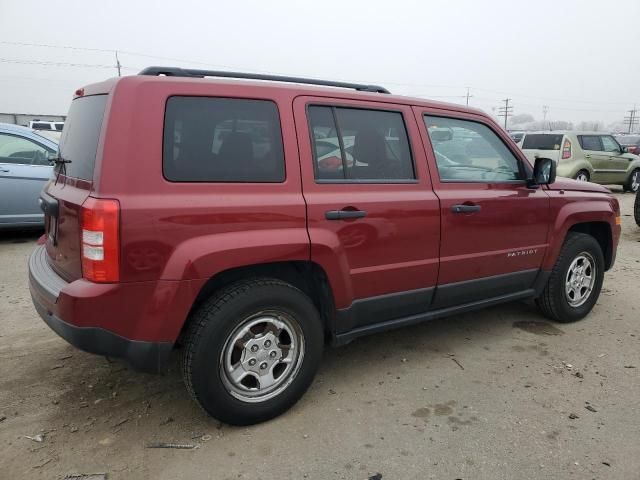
[0,190,638,480]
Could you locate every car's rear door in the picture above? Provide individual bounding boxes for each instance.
[578,135,609,183]
[0,132,54,226]
[414,108,551,309]
[293,96,440,333]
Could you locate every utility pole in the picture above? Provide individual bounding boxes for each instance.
[498,98,513,130]
[624,105,638,133]
[542,105,549,129]
[115,50,121,77]
[465,87,473,106]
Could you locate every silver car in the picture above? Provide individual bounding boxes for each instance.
[0,123,58,229]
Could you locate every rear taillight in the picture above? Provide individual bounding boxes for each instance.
[561,139,572,160]
[629,146,638,154]
[80,197,120,282]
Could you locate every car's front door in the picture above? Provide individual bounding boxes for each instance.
[415,109,551,309]
[599,135,633,185]
[294,96,441,333]
[0,133,54,226]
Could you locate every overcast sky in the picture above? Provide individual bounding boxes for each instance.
[1,0,639,126]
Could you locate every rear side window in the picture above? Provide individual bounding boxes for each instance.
[59,95,108,180]
[522,134,564,150]
[308,105,415,182]
[578,135,602,151]
[163,97,285,182]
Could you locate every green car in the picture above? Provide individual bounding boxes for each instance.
[521,132,640,192]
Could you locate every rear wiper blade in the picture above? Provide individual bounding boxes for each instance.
[51,155,72,184]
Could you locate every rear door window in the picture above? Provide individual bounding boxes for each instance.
[578,135,603,151]
[58,95,108,180]
[522,134,564,150]
[163,97,285,182]
[307,105,415,182]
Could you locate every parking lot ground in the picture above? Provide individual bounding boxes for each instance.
[0,190,638,480]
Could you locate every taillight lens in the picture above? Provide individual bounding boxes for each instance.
[561,139,572,160]
[80,197,120,282]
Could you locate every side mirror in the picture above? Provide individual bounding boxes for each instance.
[621,146,628,154]
[47,151,58,165]
[430,128,453,142]
[528,157,556,187]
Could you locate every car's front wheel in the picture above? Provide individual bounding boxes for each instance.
[536,232,604,323]
[575,170,590,182]
[624,168,640,193]
[182,278,324,425]
[635,189,640,226]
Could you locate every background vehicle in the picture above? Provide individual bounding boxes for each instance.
[521,131,640,192]
[615,134,640,155]
[29,120,64,132]
[29,69,621,425]
[0,123,57,229]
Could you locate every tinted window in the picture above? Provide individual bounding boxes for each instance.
[308,105,414,181]
[59,95,108,180]
[600,136,620,152]
[578,135,602,151]
[163,97,284,182]
[424,116,521,182]
[522,134,564,150]
[0,133,52,165]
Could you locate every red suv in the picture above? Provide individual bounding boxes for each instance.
[29,67,621,425]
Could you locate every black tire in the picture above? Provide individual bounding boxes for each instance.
[182,278,324,425]
[536,232,605,323]
[623,168,640,193]
[635,189,640,227]
[574,170,590,182]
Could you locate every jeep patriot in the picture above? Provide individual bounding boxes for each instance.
[29,67,621,425]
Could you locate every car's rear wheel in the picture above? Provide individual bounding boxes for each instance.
[575,170,590,182]
[536,232,604,323]
[182,278,324,425]
[623,168,640,193]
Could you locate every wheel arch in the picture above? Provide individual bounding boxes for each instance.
[567,222,613,270]
[179,261,338,344]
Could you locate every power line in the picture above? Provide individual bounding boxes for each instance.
[497,98,513,129]
[624,106,638,133]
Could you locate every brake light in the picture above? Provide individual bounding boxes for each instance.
[561,139,572,160]
[80,197,120,282]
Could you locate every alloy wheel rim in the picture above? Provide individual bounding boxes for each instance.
[220,310,305,403]
[577,172,588,182]
[564,252,596,308]
[632,171,639,192]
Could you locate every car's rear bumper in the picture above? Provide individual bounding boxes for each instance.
[28,245,180,372]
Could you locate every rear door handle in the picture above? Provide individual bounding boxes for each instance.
[325,209,367,220]
[0,168,9,173]
[451,204,481,214]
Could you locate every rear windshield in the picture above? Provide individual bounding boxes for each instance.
[522,134,564,150]
[58,94,107,180]
[617,135,640,145]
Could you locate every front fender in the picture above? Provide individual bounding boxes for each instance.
[542,193,618,271]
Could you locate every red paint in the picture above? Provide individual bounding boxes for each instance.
[33,75,620,344]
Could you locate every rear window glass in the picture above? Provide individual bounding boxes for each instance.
[163,97,285,182]
[58,95,108,180]
[522,134,564,150]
